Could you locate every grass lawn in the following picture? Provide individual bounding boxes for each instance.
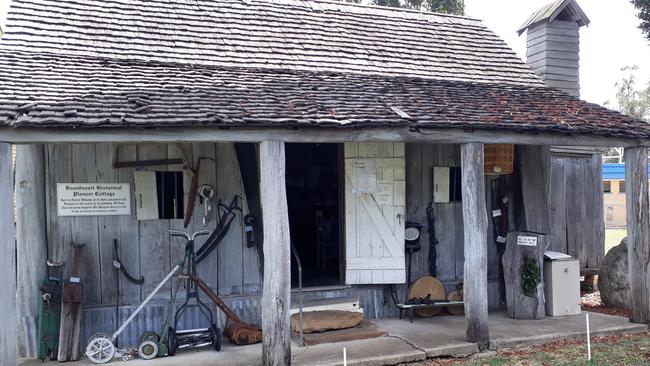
[416,332,650,366]
[605,229,627,254]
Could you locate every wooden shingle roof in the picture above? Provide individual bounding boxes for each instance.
[1,0,542,86]
[1,51,649,139]
[0,0,647,139]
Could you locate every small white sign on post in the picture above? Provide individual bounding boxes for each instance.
[517,235,538,247]
[57,183,131,217]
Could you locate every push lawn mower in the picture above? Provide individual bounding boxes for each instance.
[167,229,221,356]
[85,263,182,363]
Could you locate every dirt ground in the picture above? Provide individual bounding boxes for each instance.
[406,332,650,366]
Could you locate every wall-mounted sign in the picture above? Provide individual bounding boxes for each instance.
[57,183,131,217]
[351,159,376,193]
[517,235,538,247]
[375,181,394,205]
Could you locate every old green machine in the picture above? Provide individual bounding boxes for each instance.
[37,261,64,361]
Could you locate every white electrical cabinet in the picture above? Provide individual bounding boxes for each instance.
[543,257,581,316]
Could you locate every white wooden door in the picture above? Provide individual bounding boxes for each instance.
[344,142,406,284]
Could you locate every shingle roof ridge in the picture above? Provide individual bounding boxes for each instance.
[255,0,482,23]
[0,0,542,86]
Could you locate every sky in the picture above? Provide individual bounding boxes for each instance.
[0,0,649,107]
[464,0,650,106]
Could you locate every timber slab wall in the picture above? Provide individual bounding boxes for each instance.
[44,142,262,307]
[35,142,505,350]
[405,143,500,306]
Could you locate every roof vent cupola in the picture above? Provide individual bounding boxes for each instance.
[518,0,590,97]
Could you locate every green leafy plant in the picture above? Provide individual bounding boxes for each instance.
[521,256,541,297]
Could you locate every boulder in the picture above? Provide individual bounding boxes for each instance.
[598,238,631,309]
[290,310,363,334]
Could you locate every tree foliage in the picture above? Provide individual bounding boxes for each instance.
[615,66,650,122]
[373,0,464,15]
[632,0,650,40]
[603,66,650,162]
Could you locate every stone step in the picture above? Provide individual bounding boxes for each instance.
[290,296,362,315]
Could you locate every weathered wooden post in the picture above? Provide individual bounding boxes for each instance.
[0,143,17,366]
[15,144,48,358]
[259,141,291,365]
[624,146,650,323]
[503,232,547,320]
[460,142,489,350]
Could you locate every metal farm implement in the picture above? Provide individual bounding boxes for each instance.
[85,230,217,363]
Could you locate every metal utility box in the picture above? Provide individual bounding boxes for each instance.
[543,258,581,316]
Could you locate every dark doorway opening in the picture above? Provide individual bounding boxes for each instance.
[286,143,341,287]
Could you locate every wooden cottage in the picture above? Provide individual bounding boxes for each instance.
[0,0,649,364]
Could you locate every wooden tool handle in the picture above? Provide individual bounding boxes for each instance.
[184,174,198,228]
[192,276,242,322]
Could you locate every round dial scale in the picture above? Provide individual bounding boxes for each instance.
[405,226,421,242]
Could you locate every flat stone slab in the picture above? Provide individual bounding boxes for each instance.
[295,320,388,346]
[291,310,364,333]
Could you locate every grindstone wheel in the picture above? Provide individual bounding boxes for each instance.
[85,334,116,364]
[167,327,177,356]
[209,324,221,352]
[407,276,446,317]
[138,340,159,360]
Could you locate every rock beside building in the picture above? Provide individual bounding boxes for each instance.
[598,238,631,309]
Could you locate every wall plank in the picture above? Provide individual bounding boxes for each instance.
[116,144,142,305]
[0,143,17,366]
[70,144,102,305]
[585,155,605,269]
[194,143,220,290]
[46,145,74,277]
[405,143,424,279]
[515,145,551,234]
[137,144,172,300]
[217,143,245,295]
[549,156,568,253]
[15,145,47,358]
[95,144,120,307]
[168,143,194,296]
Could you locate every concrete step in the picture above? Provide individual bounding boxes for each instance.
[290,296,362,315]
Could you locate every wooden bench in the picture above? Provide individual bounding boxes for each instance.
[396,301,464,323]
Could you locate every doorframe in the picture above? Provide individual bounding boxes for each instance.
[338,143,346,284]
